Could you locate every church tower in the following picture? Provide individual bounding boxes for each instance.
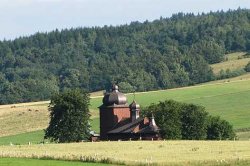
[99,85,130,140]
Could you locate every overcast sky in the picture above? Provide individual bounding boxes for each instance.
[1,0,250,40]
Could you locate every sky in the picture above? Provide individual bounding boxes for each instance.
[0,0,250,40]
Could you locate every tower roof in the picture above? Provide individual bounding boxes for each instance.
[102,84,127,106]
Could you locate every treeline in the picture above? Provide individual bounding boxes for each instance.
[143,100,235,140]
[0,9,250,104]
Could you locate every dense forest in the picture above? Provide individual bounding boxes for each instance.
[0,9,250,104]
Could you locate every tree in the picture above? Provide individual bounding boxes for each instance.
[206,116,235,140]
[44,89,90,143]
[144,100,182,139]
[181,104,208,140]
[118,82,135,93]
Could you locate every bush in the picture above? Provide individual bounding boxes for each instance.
[216,69,246,80]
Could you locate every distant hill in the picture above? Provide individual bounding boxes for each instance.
[0,9,250,104]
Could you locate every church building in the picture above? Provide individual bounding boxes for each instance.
[99,84,161,140]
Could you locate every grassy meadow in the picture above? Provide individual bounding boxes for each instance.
[0,158,108,166]
[0,104,49,137]
[0,130,45,145]
[1,141,250,165]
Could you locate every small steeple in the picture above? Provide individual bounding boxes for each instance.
[150,114,156,126]
[149,114,159,132]
[130,100,140,121]
[112,84,119,92]
[130,100,140,110]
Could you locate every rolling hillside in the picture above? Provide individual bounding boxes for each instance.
[1,9,250,104]
[0,76,250,145]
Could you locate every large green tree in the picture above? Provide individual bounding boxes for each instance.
[44,89,90,143]
[143,100,235,140]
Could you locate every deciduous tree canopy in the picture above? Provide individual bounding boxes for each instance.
[143,100,235,140]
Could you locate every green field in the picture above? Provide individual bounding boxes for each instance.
[1,141,250,165]
[90,118,99,133]
[0,158,107,166]
[0,130,45,146]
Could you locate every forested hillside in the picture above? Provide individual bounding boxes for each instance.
[0,9,250,104]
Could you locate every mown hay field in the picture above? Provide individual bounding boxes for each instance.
[0,104,98,137]
[211,52,250,74]
[1,141,250,165]
[0,105,49,137]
